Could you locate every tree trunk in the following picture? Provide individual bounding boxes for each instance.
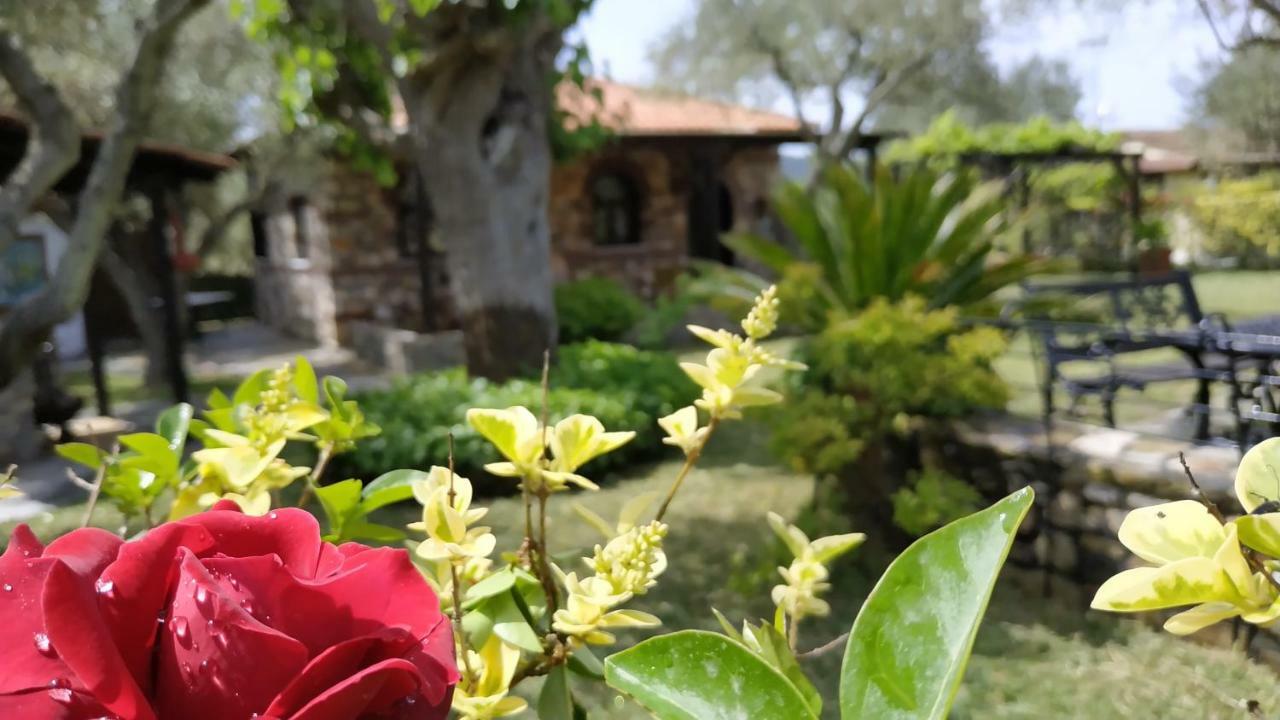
[403,32,557,381]
[99,242,173,386]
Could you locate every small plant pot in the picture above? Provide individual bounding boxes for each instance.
[1136,247,1172,276]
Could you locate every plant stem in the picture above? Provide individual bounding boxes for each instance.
[1180,452,1280,592]
[450,559,474,683]
[787,614,799,651]
[296,443,334,509]
[654,417,720,522]
[445,434,474,683]
[80,449,111,529]
[538,490,558,614]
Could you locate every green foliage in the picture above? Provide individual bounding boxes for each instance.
[891,468,984,537]
[315,469,421,543]
[57,404,194,520]
[1187,172,1280,267]
[840,488,1034,719]
[723,163,1049,330]
[1194,46,1280,153]
[554,277,645,344]
[604,489,1034,720]
[338,343,693,487]
[886,110,1121,161]
[605,630,819,719]
[772,298,1008,477]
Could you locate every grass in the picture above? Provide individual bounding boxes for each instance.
[10,419,1274,719]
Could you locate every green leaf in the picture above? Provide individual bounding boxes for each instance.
[315,479,362,537]
[233,368,272,407]
[744,622,822,717]
[117,434,179,476]
[605,630,818,720]
[155,403,194,450]
[538,665,575,720]
[294,356,319,405]
[567,646,605,681]
[463,568,517,605]
[360,469,426,512]
[56,442,106,469]
[838,487,1034,720]
[344,521,406,544]
[490,590,543,653]
[462,600,496,648]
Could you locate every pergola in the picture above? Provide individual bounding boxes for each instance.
[954,146,1146,260]
[0,110,236,418]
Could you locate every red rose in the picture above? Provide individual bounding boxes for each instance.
[0,500,457,719]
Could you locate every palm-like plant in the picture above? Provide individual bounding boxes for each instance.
[712,163,1051,328]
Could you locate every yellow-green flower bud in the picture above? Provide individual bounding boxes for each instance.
[741,285,780,339]
[589,521,669,595]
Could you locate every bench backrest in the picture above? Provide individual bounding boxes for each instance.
[1022,271,1203,369]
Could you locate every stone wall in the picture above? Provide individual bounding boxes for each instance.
[550,145,688,300]
[951,414,1280,663]
[254,141,788,342]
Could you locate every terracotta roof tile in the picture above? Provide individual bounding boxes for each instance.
[557,79,807,139]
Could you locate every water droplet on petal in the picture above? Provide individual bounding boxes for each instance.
[213,630,229,651]
[228,576,240,590]
[95,579,114,596]
[268,512,278,519]
[33,632,54,657]
[3,583,12,592]
[194,586,213,614]
[156,610,167,626]
[48,677,70,689]
[48,687,73,705]
[172,617,191,647]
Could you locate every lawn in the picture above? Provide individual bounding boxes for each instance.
[8,419,1279,719]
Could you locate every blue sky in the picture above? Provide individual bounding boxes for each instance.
[575,0,1227,131]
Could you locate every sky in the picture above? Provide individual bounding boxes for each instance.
[575,0,1229,131]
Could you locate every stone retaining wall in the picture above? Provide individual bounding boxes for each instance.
[954,414,1280,663]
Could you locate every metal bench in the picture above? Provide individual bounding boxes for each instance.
[1023,271,1265,438]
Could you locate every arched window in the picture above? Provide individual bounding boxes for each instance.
[591,171,641,246]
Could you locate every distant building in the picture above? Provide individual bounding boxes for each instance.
[251,80,809,348]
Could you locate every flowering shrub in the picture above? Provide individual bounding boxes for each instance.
[1092,438,1280,634]
[22,286,1037,719]
[0,501,454,718]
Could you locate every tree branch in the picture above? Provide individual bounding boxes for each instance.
[746,23,809,132]
[0,0,211,391]
[0,30,81,255]
[833,56,927,162]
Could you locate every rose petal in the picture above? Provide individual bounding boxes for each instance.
[152,551,308,720]
[209,499,243,512]
[43,528,123,583]
[204,547,450,661]
[0,555,71,696]
[0,686,116,719]
[261,630,418,718]
[97,522,217,693]
[5,524,44,559]
[179,507,327,578]
[42,561,155,720]
[277,658,427,720]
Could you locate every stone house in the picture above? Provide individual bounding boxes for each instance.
[252,80,807,354]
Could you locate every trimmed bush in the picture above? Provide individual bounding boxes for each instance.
[554,277,645,343]
[335,342,697,492]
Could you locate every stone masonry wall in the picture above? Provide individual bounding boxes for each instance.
[949,415,1280,663]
